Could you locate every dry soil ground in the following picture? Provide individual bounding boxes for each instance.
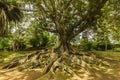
[0,52,120,80]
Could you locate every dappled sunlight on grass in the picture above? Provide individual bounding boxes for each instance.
[0,51,120,80]
[0,69,42,80]
[0,69,24,80]
[68,51,120,80]
[0,51,34,62]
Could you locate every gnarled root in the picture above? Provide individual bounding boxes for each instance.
[1,50,51,70]
[1,49,102,80]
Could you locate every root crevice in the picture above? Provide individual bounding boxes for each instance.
[1,49,103,80]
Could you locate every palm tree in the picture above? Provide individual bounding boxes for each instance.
[0,1,23,36]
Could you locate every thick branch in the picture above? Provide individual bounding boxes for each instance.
[50,0,56,12]
[59,0,73,22]
[51,16,63,34]
[71,21,88,39]
[37,4,49,16]
[69,0,108,39]
[43,0,51,11]
[64,0,73,11]
[49,0,62,33]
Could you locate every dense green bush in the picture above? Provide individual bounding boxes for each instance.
[79,40,113,51]
[0,38,11,51]
[96,42,112,51]
[80,39,95,50]
[113,48,120,52]
[29,36,40,48]
[28,33,54,49]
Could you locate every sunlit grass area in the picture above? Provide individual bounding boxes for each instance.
[93,51,120,54]
[0,50,120,61]
[0,50,120,80]
[0,51,34,63]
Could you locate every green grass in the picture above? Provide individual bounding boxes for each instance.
[93,51,120,54]
[114,48,120,52]
[0,50,34,63]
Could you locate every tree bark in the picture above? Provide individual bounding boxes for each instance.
[54,34,71,55]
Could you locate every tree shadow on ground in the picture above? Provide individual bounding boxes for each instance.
[0,53,120,80]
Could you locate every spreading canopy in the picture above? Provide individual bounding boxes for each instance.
[33,0,108,40]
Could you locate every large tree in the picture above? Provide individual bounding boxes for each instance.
[31,0,108,54]
[1,0,111,79]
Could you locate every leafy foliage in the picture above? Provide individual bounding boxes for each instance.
[0,0,120,51]
[0,1,23,36]
[0,37,11,51]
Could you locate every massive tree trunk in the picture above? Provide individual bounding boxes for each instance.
[54,33,73,55]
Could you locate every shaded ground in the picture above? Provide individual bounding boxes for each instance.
[0,51,120,80]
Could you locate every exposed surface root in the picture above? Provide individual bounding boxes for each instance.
[1,49,105,80]
[1,50,51,70]
[0,51,120,80]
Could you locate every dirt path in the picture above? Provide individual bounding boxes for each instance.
[0,53,120,80]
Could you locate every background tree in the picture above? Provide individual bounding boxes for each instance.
[25,20,51,49]
[0,0,23,36]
